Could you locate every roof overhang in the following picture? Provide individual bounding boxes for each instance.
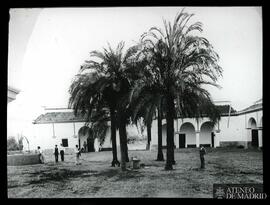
[8,86,20,103]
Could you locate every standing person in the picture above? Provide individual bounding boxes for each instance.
[59,143,65,162]
[75,145,81,165]
[37,146,44,164]
[54,145,59,163]
[200,146,206,169]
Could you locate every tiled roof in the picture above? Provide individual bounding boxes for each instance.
[33,112,88,124]
[216,105,237,115]
[238,103,263,114]
[175,105,237,118]
[34,104,237,124]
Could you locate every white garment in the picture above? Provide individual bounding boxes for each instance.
[59,146,65,152]
[75,147,80,164]
[94,138,99,152]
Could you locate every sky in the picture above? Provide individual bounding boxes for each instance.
[7,7,262,138]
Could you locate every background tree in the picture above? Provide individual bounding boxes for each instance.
[7,136,20,151]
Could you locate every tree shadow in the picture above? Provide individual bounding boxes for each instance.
[21,169,98,186]
[92,168,144,181]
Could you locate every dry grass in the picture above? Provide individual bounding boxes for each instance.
[7,147,263,198]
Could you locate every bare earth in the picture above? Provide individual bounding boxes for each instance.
[7,148,263,198]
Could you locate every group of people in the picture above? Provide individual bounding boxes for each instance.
[54,144,82,164]
[53,144,65,162]
[37,144,207,168]
[37,144,83,165]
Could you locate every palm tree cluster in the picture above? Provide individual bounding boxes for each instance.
[68,9,223,171]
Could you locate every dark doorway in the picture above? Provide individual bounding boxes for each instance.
[251,129,259,147]
[62,139,68,147]
[211,132,215,147]
[179,134,186,148]
[87,137,95,152]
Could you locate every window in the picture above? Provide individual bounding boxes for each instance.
[62,139,68,147]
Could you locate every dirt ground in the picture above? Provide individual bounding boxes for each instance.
[7,147,263,198]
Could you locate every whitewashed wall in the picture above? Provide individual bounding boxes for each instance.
[150,109,263,149]
[29,109,262,152]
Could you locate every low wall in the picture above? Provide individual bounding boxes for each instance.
[219,141,246,148]
[7,150,24,155]
[42,148,75,155]
[7,154,40,166]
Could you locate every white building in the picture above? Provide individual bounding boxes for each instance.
[151,99,263,149]
[31,99,263,154]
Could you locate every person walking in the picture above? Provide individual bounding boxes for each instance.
[75,145,81,165]
[200,146,206,169]
[54,145,59,163]
[59,143,65,162]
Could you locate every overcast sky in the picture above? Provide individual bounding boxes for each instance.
[7,7,262,136]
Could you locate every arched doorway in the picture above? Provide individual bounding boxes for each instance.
[179,122,196,148]
[200,121,214,147]
[78,126,95,152]
[248,118,258,147]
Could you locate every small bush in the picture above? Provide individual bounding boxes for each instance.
[7,137,20,151]
[127,135,139,144]
[237,145,245,149]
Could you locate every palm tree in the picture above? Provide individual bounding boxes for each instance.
[69,42,140,171]
[131,9,222,170]
[69,71,120,166]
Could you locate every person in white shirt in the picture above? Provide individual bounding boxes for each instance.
[37,146,44,164]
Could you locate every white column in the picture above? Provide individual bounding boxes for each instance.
[196,131,200,148]
[214,131,220,148]
[258,129,263,148]
[150,119,158,148]
[245,129,251,148]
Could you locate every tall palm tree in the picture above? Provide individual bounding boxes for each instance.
[131,9,222,170]
[69,42,140,171]
[69,70,121,166]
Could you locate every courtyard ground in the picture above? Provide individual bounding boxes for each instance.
[7,147,263,198]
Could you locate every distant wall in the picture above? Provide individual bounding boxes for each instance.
[7,153,40,166]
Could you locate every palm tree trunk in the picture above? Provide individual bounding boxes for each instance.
[124,126,129,162]
[146,122,151,150]
[110,107,120,167]
[119,115,129,170]
[165,94,175,170]
[156,107,164,161]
